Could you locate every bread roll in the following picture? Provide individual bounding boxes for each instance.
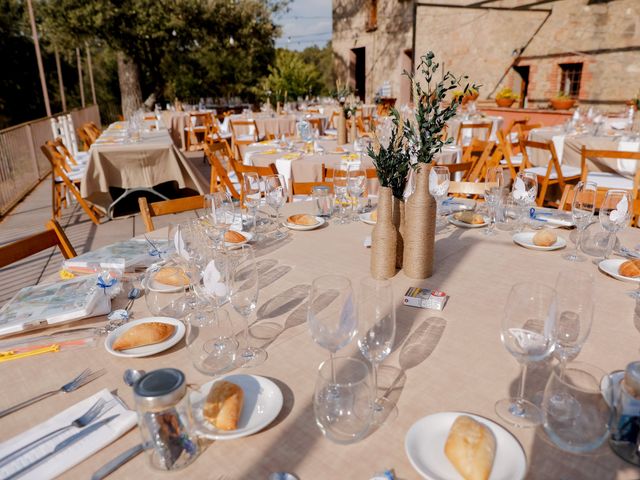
[155,267,190,287]
[444,415,496,480]
[112,322,175,351]
[532,229,558,247]
[454,211,485,225]
[619,259,640,278]
[203,380,244,431]
[287,214,319,226]
[224,230,246,243]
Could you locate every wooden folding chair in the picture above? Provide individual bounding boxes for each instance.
[307,117,324,136]
[291,163,332,196]
[435,161,474,177]
[40,144,101,225]
[77,126,94,149]
[580,146,640,198]
[229,158,278,184]
[520,140,581,207]
[506,118,530,135]
[461,139,496,182]
[185,112,212,151]
[203,142,241,199]
[138,195,206,232]
[0,220,76,269]
[456,121,492,146]
[230,119,260,162]
[326,111,339,132]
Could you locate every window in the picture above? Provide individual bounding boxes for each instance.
[366,0,378,31]
[559,63,583,98]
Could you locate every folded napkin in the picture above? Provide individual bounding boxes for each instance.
[341,153,359,161]
[261,149,278,155]
[0,389,137,480]
[281,153,301,160]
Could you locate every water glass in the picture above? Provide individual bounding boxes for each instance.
[542,362,612,453]
[186,308,237,375]
[428,166,450,225]
[205,191,236,248]
[484,166,504,236]
[347,168,367,220]
[512,171,538,230]
[144,260,192,319]
[332,167,350,224]
[496,193,518,231]
[564,181,596,262]
[599,189,632,260]
[312,186,333,217]
[264,174,288,239]
[314,357,372,444]
[242,172,261,237]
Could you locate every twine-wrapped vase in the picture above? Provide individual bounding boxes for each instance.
[338,114,347,145]
[403,165,436,278]
[371,187,397,279]
[392,197,405,269]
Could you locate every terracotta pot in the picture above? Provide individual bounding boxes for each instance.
[370,187,397,280]
[495,98,515,108]
[338,114,347,145]
[403,165,436,279]
[392,197,405,269]
[550,98,575,110]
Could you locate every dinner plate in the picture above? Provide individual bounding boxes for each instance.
[105,317,185,358]
[598,259,640,283]
[512,232,567,251]
[191,374,284,440]
[359,211,377,225]
[405,412,527,480]
[284,216,325,231]
[224,230,254,248]
[447,214,488,228]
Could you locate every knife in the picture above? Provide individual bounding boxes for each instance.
[5,414,119,480]
[91,443,146,480]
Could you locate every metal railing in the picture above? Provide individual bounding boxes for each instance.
[0,105,101,217]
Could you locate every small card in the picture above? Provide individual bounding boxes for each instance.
[403,287,448,311]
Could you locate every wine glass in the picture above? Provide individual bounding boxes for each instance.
[242,172,262,238]
[307,275,358,375]
[192,245,230,309]
[484,166,504,236]
[563,181,597,262]
[428,166,450,225]
[228,245,266,367]
[186,308,237,375]
[205,191,236,248]
[264,174,287,239]
[496,282,557,427]
[598,189,632,261]
[313,356,372,444]
[332,167,350,224]
[542,362,612,453]
[347,167,367,221]
[357,278,396,424]
[144,259,192,319]
[512,171,538,231]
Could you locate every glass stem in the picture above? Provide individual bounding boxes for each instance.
[574,227,583,258]
[515,363,528,412]
[489,205,496,233]
[243,313,251,353]
[252,207,257,235]
[372,361,379,403]
[604,231,616,259]
[330,351,336,384]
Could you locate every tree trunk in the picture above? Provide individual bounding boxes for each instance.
[117,51,142,120]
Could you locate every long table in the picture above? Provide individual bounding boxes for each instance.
[2,202,640,478]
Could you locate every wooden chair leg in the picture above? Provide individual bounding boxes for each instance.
[58,174,101,225]
[537,178,548,207]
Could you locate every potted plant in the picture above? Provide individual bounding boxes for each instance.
[495,87,519,108]
[463,87,479,104]
[401,51,475,279]
[550,92,575,110]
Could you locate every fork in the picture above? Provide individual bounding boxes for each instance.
[0,368,106,418]
[0,398,111,468]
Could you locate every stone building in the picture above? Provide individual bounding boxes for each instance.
[332,0,640,111]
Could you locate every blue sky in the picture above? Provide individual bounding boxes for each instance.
[274,0,332,51]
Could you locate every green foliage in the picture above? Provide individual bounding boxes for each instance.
[403,51,476,165]
[299,42,335,96]
[367,110,410,200]
[260,49,322,103]
[496,87,519,100]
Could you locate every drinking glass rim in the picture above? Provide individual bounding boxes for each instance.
[549,361,608,395]
[311,274,352,290]
[317,356,369,386]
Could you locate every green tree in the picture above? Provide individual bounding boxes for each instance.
[261,49,322,103]
[299,41,335,96]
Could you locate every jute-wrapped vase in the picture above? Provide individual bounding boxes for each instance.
[403,165,436,278]
[338,114,347,145]
[392,197,405,269]
[371,187,397,279]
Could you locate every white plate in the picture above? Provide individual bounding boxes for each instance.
[447,214,488,228]
[191,374,284,440]
[284,216,325,231]
[598,259,640,283]
[359,211,376,225]
[224,230,254,248]
[512,232,567,251]
[405,412,527,480]
[105,317,185,358]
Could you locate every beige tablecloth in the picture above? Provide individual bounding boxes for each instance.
[230,114,298,138]
[2,202,640,479]
[82,127,208,210]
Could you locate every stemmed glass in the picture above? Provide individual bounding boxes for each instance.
[205,191,236,248]
[185,308,237,375]
[332,167,350,224]
[347,168,367,221]
[484,166,504,235]
[428,166,450,225]
[496,282,557,427]
[512,171,538,231]
[228,245,267,367]
[307,275,358,376]
[357,278,396,424]
[242,172,262,239]
[264,174,288,239]
[563,181,596,262]
[598,189,632,261]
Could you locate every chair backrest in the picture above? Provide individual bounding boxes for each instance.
[327,111,339,129]
[52,138,79,168]
[230,158,278,182]
[0,220,76,269]
[204,142,240,199]
[435,161,474,175]
[292,181,334,196]
[230,119,259,142]
[515,123,541,144]
[580,146,640,199]
[521,139,562,174]
[138,195,206,232]
[456,121,492,145]
[448,181,486,196]
[461,139,496,182]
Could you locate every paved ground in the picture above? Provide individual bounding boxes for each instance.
[0,152,210,304]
